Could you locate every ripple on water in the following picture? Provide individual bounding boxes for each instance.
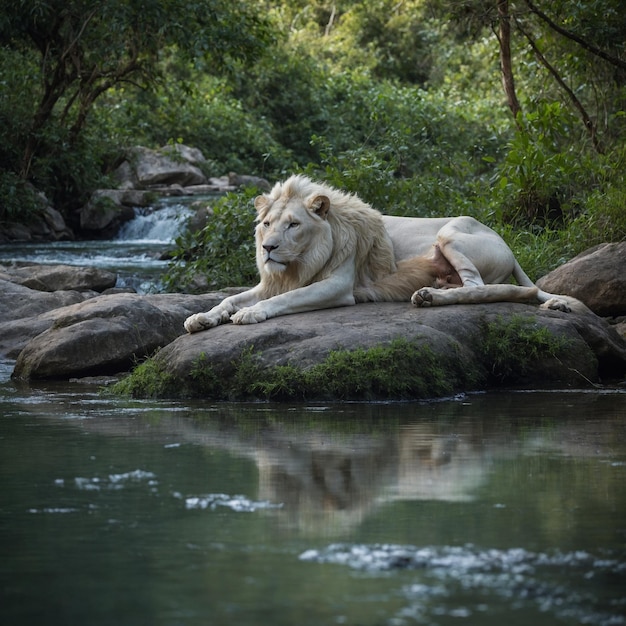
[72,469,158,491]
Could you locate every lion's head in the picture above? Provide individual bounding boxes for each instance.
[255,188,332,272]
[253,175,397,298]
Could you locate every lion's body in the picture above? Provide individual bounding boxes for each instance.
[184,175,582,333]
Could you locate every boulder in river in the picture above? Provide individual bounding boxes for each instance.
[10,292,224,379]
[119,301,626,399]
[1,263,117,294]
[9,293,626,398]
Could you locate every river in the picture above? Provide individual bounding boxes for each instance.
[1,202,625,625]
[1,371,625,626]
[0,196,196,293]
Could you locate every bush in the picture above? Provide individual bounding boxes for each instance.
[0,172,42,223]
[163,188,259,293]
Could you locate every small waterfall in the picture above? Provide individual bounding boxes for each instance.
[116,203,194,242]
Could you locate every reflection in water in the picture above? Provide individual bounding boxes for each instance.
[1,381,625,626]
[7,387,626,537]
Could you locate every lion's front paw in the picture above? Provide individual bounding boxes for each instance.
[541,297,571,313]
[411,288,434,307]
[184,310,227,333]
[231,307,268,325]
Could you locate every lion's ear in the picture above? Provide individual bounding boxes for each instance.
[309,195,331,220]
[254,195,270,213]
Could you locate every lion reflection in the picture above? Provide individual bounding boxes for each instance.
[252,423,490,534]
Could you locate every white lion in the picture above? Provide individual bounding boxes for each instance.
[184,175,582,333]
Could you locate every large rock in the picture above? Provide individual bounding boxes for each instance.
[0,263,116,293]
[0,193,74,242]
[537,242,626,317]
[10,292,225,378]
[79,189,136,233]
[11,294,626,393]
[0,280,87,352]
[127,145,208,188]
[147,303,626,398]
[0,264,120,358]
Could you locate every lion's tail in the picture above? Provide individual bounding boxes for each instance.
[354,256,435,303]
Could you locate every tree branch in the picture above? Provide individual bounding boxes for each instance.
[524,0,626,72]
[515,17,604,154]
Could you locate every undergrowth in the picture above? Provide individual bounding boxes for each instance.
[480,314,571,383]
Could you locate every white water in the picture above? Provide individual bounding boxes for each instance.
[0,197,200,293]
[115,203,194,243]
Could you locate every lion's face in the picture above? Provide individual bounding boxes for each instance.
[254,194,333,278]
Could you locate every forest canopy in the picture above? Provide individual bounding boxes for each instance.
[1,0,625,284]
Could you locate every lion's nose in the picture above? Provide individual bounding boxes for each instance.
[263,244,278,253]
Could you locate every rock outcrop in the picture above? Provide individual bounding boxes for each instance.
[1,144,271,242]
[11,292,224,379]
[3,241,626,399]
[0,194,74,243]
[145,301,626,398]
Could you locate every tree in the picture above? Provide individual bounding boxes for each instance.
[442,0,626,149]
[0,0,273,189]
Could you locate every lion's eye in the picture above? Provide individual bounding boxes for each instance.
[288,222,299,229]
[263,221,270,228]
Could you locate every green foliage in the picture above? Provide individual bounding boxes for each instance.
[111,358,178,399]
[95,75,291,176]
[1,0,624,287]
[0,0,274,212]
[491,102,593,225]
[480,315,571,384]
[0,172,41,222]
[262,339,470,401]
[163,188,259,293]
[113,339,479,401]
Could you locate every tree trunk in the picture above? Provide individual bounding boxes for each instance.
[497,0,522,125]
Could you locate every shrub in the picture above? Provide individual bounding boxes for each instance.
[163,188,259,293]
[0,171,42,223]
[480,315,571,384]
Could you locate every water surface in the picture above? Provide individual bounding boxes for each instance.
[1,366,624,625]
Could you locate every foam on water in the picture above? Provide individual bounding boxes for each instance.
[300,543,626,626]
[51,470,283,514]
[72,469,158,491]
[182,493,284,512]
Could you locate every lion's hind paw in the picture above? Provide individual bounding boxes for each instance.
[411,288,433,307]
[541,297,571,313]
